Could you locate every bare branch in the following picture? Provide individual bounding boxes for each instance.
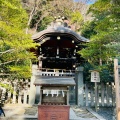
[0,60,16,66]
[0,49,14,56]
[35,12,49,32]
[0,73,11,76]
[26,0,37,34]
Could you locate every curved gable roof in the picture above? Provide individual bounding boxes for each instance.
[32,25,89,43]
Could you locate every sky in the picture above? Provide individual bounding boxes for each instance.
[86,0,96,4]
[73,0,96,4]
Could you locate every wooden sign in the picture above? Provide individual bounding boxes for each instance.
[90,70,100,111]
[91,71,100,82]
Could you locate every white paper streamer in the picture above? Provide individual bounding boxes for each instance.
[56,90,59,97]
[46,90,48,96]
[51,90,54,97]
[62,90,65,97]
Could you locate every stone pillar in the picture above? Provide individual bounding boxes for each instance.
[39,86,42,105]
[29,75,36,105]
[67,86,69,105]
[39,60,42,69]
[35,86,40,104]
[12,82,17,104]
[18,95,22,104]
[75,66,84,106]
[12,92,16,104]
[24,90,27,104]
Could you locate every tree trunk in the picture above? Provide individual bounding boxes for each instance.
[26,0,37,34]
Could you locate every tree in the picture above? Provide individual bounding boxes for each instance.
[71,11,83,31]
[0,0,37,79]
[22,0,88,33]
[81,21,97,39]
[78,0,120,82]
[79,0,120,65]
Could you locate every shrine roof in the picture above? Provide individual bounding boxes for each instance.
[34,76,76,86]
[32,25,89,43]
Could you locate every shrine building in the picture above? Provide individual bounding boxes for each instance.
[29,17,89,106]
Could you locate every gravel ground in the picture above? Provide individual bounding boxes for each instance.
[91,107,116,120]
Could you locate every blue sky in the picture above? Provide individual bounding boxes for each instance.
[87,0,96,4]
[73,0,96,4]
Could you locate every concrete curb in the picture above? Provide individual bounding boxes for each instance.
[69,107,99,120]
[87,108,106,120]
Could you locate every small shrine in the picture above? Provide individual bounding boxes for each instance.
[34,76,75,120]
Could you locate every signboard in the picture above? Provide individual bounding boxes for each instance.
[91,71,100,82]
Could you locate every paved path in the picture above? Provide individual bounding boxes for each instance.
[0,104,106,120]
[70,106,105,120]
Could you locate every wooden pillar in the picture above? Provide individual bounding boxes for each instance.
[114,59,120,120]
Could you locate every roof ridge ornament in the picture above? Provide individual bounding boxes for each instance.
[54,16,68,27]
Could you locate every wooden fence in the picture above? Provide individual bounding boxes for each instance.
[0,78,30,105]
[82,82,115,107]
[0,79,116,107]
[0,65,116,107]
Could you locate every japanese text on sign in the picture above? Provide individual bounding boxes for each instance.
[91,71,100,82]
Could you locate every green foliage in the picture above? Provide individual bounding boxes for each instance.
[83,62,114,82]
[0,0,28,29]
[30,11,42,28]
[0,0,37,79]
[79,0,120,82]
[79,0,120,63]
[9,64,31,79]
[28,0,84,32]
[83,62,94,82]
[78,32,116,65]
[37,16,54,31]
[70,11,83,31]
[0,83,13,92]
[96,63,114,82]
[71,11,83,24]
[81,21,97,39]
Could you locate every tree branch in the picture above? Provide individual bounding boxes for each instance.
[0,49,14,56]
[26,0,37,34]
[35,12,49,32]
[0,60,16,66]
